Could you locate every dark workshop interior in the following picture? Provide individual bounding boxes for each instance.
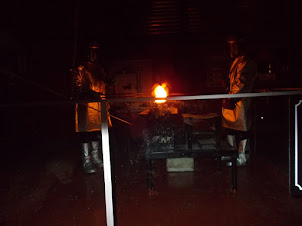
[1,0,302,225]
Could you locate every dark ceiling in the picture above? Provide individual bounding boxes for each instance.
[1,0,295,44]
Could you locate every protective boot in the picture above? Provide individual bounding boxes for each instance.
[227,135,236,147]
[227,139,249,166]
[91,141,103,168]
[237,139,249,165]
[221,135,236,161]
[82,143,96,173]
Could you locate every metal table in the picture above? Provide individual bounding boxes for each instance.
[145,114,238,194]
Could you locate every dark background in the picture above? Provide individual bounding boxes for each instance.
[1,0,301,91]
[0,0,301,144]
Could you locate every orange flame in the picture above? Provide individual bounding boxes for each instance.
[152,84,168,103]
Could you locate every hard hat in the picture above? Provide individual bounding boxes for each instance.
[89,42,100,49]
[226,33,246,45]
[226,34,239,44]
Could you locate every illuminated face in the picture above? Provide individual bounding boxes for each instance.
[228,41,239,59]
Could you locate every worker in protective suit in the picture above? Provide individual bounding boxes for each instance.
[222,35,258,166]
[73,42,111,173]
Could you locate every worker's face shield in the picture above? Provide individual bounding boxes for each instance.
[88,46,99,63]
[227,41,239,59]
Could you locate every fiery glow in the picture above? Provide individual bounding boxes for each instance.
[153,84,168,103]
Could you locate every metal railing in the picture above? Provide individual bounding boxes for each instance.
[101,90,302,226]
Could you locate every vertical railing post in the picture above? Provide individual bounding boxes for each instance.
[101,100,114,226]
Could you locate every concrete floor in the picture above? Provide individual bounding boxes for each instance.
[1,111,302,226]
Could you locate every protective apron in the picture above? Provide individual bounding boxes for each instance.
[75,66,106,132]
[222,56,257,132]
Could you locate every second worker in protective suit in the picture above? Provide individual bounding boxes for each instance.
[73,42,112,173]
[222,34,258,166]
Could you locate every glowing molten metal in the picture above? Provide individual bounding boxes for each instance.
[153,84,168,103]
